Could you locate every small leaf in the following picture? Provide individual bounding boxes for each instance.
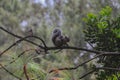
[99,6,112,16]
[97,21,108,29]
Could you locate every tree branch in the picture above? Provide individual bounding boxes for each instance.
[47,46,101,54]
[0,49,35,69]
[96,67,120,71]
[0,64,22,80]
[49,52,120,73]
[79,69,96,79]
[0,26,42,47]
[79,67,120,79]
[23,64,29,80]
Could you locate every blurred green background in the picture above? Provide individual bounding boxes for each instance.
[0,0,120,80]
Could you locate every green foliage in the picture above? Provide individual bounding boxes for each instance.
[27,62,46,80]
[84,6,120,79]
[99,6,112,17]
[83,13,97,25]
[97,73,120,80]
[97,21,108,29]
[112,28,120,38]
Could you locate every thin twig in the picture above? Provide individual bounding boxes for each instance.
[96,67,120,71]
[0,49,35,69]
[79,69,96,79]
[0,36,30,56]
[49,53,102,73]
[0,26,41,47]
[0,64,22,80]
[23,64,29,80]
[79,67,120,79]
[87,41,94,49]
[31,36,47,48]
[10,49,35,64]
[49,52,120,73]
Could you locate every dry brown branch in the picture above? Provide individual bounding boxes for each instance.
[23,64,29,80]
